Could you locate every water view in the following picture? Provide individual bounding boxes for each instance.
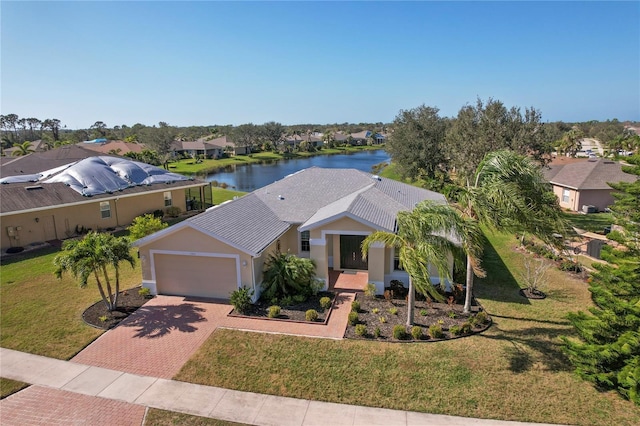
[206,149,391,192]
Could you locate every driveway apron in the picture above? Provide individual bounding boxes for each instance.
[72,295,231,379]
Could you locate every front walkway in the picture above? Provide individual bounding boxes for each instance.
[72,288,355,379]
[0,348,559,426]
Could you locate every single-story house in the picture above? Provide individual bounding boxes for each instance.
[133,167,452,301]
[79,140,146,156]
[171,136,249,158]
[0,156,210,251]
[544,158,637,212]
[1,144,104,177]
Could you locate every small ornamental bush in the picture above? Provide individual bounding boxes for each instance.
[351,300,361,312]
[319,296,332,310]
[461,322,473,334]
[473,311,489,327]
[393,325,407,340]
[305,309,319,321]
[379,316,387,324]
[428,324,444,339]
[293,294,307,304]
[99,315,108,322]
[420,309,428,316]
[448,311,457,319]
[411,326,423,340]
[348,311,359,325]
[280,296,294,307]
[389,307,398,315]
[165,206,182,218]
[364,283,377,297]
[138,287,151,297]
[268,305,281,318]
[355,324,367,336]
[230,287,253,314]
[373,327,381,338]
[450,325,462,336]
[372,307,380,314]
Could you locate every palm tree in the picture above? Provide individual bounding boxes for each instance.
[362,201,483,326]
[455,150,565,313]
[11,141,34,156]
[54,232,135,311]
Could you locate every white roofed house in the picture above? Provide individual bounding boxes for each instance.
[133,167,454,301]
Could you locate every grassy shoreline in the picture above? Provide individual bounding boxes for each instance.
[168,145,384,175]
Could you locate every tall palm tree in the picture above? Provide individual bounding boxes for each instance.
[455,150,566,313]
[362,201,483,326]
[11,141,34,156]
[54,232,135,311]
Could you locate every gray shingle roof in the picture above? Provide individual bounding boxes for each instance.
[547,158,637,190]
[173,167,447,255]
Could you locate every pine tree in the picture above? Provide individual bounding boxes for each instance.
[562,156,640,405]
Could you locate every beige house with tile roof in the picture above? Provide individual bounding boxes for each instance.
[544,158,637,212]
[133,167,453,301]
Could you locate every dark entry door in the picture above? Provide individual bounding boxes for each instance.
[340,235,368,270]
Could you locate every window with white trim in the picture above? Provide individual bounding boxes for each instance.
[301,231,310,252]
[164,191,172,207]
[562,188,570,203]
[100,201,111,219]
[393,249,403,271]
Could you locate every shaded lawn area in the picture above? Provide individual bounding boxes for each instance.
[562,211,614,234]
[175,231,640,426]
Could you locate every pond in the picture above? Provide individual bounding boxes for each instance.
[206,149,391,192]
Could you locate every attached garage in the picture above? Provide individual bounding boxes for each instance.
[152,252,240,300]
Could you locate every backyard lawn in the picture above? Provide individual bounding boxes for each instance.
[562,211,614,234]
[175,231,640,426]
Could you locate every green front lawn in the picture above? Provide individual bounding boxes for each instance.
[0,246,141,359]
[174,231,640,426]
[212,187,246,205]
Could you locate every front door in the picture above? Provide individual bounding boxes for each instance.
[340,235,368,270]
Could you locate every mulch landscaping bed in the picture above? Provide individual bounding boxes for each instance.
[519,288,547,299]
[82,287,153,330]
[344,293,491,341]
[229,292,335,323]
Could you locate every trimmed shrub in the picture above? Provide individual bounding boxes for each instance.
[373,327,381,338]
[364,283,377,297]
[165,206,181,218]
[428,324,444,339]
[230,287,253,314]
[268,305,281,318]
[355,324,367,336]
[461,322,473,334]
[473,311,489,327]
[348,311,359,325]
[450,325,462,336]
[411,326,423,340]
[319,296,332,310]
[305,309,319,321]
[138,287,151,298]
[351,300,360,312]
[393,325,407,340]
[293,294,307,304]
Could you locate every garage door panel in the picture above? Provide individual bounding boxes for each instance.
[154,254,238,299]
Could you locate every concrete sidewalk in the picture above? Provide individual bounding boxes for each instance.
[0,348,560,426]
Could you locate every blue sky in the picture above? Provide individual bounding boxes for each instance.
[2,1,639,129]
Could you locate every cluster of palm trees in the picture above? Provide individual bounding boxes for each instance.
[363,149,566,326]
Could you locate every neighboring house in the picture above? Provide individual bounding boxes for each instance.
[3,139,47,156]
[349,131,386,145]
[133,167,452,301]
[79,140,146,156]
[172,136,249,157]
[544,158,637,212]
[1,144,104,177]
[0,156,209,251]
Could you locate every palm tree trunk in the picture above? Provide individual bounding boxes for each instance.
[113,268,120,309]
[464,256,474,313]
[406,277,415,326]
[93,271,112,311]
[102,266,115,311]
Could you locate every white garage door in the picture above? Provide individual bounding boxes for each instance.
[154,253,238,300]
